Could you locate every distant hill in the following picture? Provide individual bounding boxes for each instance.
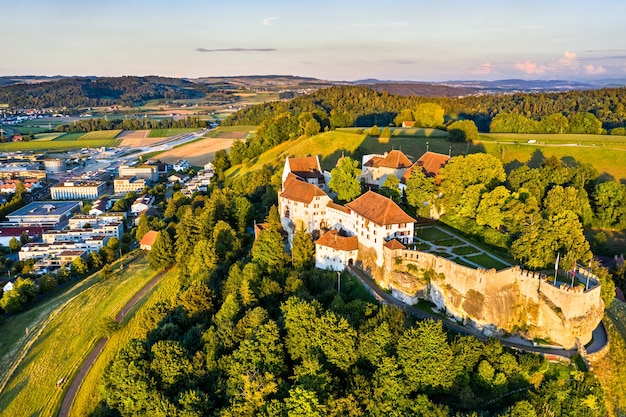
[0,76,208,108]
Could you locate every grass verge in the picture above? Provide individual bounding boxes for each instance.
[70,267,180,416]
[0,253,159,417]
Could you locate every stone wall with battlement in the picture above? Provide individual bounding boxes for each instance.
[381,247,604,348]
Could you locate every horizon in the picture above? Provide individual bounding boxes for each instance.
[2,1,626,82]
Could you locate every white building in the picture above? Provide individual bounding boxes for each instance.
[51,180,106,200]
[361,150,412,188]
[114,176,146,194]
[173,159,191,172]
[278,157,415,269]
[282,155,327,191]
[131,195,155,215]
[314,230,358,271]
[118,165,158,182]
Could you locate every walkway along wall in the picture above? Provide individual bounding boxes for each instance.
[379,248,604,349]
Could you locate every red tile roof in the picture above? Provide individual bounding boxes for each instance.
[140,230,158,248]
[315,229,358,251]
[280,176,328,204]
[383,239,406,250]
[366,150,412,169]
[288,156,324,181]
[327,201,350,214]
[346,191,415,226]
[402,151,450,185]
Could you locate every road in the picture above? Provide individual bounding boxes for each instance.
[346,266,608,358]
[57,268,168,417]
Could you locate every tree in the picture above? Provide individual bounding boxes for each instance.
[393,109,414,126]
[149,231,175,270]
[593,181,626,229]
[396,320,456,390]
[405,168,438,218]
[70,257,89,276]
[447,120,479,142]
[368,125,380,136]
[380,175,400,202]
[19,231,30,245]
[568,112,603,134]
[380,126,391,138]
[304,119,321,137]
[8,237,20,253]
[291,228,315,269]
[0,288,26,313]
[135,214,151,240]
[476,186,511,229]
[413,103,445,128]
[329,156,361,202]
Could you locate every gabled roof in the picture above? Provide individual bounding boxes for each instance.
[365,150,412,169]
[140,230,159,247]
[315,229,358,251]
[402,151,450,185]
[288,156,324,181]
[280,175,328,204]
[383,239,406,250]
[346,191,415,226]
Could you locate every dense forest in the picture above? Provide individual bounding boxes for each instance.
[224,85,626,131]
[89,167,607,417]
[0,76,209,108]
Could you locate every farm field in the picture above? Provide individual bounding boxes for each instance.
[0,138,121,152]
[150,138,236,166]
[52,132,86,141]
[70,268,180,416]
[147,128,199,138]
[33,132,64,141]
[203,125,256,139]
[0,253,158,417]
[79,130,122,140]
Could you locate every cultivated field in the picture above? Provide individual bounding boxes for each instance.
[117,130,171,147]
[147,128,199,138]
[79,130,122,140]
[0,253,159,417]
[150,138,236,166]
[0,138,121,152]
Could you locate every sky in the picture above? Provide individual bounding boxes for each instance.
[2,0,626,82]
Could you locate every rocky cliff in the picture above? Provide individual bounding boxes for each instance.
[371,250,604,349]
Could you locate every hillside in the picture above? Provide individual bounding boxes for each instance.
[0,76,208,108]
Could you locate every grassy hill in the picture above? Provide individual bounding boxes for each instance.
[226,128,626,182]
[225,128,450,177]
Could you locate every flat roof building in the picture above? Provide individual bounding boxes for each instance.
[51,180,106,200]
[5,201,82,228]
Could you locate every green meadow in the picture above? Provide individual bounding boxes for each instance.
[0,253,159,417]
[147,128,199,138]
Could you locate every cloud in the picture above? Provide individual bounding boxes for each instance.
[473,62,492,75]
[196,48,276,53]
[514,60,547,75]
[584,65,606,75]
[563,51,577,60]
[262,16,278,26]
[584,49,626,53]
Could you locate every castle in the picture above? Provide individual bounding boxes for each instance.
[274,154,604,348]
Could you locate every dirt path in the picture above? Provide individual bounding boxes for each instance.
[57,268,168,417]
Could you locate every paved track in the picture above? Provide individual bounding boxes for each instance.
[57,269,167,417]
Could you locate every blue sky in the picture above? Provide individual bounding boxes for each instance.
[2,0,625,81]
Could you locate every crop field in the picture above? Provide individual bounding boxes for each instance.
[151,138,236,166]
[33,132,64,141]
[204,125,256,139]
[79,130,122,140]
[0,253,158,417]
[52,132,86,141]
[147,128,199,138]
[70,268,180,416]
[0,138,121,152]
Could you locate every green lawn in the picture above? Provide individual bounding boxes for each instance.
[478,134,626,181]
[70,267,180,416]
[452,245,479,255]
[416,227,453,242]
[0,253,159,417]
[148,128,199,138]
[465,253,509,270]
[435,237,463,247]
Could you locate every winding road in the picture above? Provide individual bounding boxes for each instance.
[57,268,168,417]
